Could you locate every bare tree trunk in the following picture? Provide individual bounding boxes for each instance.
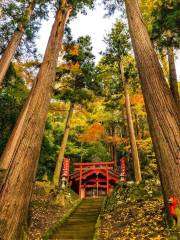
[119,61,142,182]
[122,108,128,138]
[0,1,72,239]
[124,0,180,201]
[167,47,180,107]
[124,81,142,182]
[52,102,74,187]
[0,0,35,87]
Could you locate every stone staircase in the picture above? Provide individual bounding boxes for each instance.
[49,198,103,240]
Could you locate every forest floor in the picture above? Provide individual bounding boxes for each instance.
[26,180,177,240]
[100,180,173,240]
[27,182,78,240]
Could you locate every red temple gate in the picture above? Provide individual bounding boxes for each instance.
[69,161,120,198]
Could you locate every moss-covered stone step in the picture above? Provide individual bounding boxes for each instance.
[49,198,103,240]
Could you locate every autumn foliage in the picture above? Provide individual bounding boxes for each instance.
[130,94,144,105]
[60,62,80,73]
[78,123,105,143]
[79,122,126,146]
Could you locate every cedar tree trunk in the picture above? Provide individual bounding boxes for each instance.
[52,102,74,187]
[124,0,180,201]
[120,62,142,182]
[0,1,72,239]
[167,47,180,107]
[124,81,142,182]
[0,0,35,87]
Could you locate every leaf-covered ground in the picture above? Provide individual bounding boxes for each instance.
[100,181,171,240]
[27,183,78,240]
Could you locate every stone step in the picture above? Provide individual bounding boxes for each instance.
[49,198,103,240]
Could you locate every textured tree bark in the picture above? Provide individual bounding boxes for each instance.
[124,0,180,201]
[0,0,35,87]
[124,82,142,182]
[167,47,180,107]
[119,62,142,182]
[0,1,72,239]
[52,102,74,187]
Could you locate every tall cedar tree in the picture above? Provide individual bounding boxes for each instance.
[123,0,180,203]
[103,21,142,182]
[0,1,72,238]
[0,0,94,238]
[120,62,142,183]
[0,0,36,86]
[102,0,180,205]
[52,102,74,186]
